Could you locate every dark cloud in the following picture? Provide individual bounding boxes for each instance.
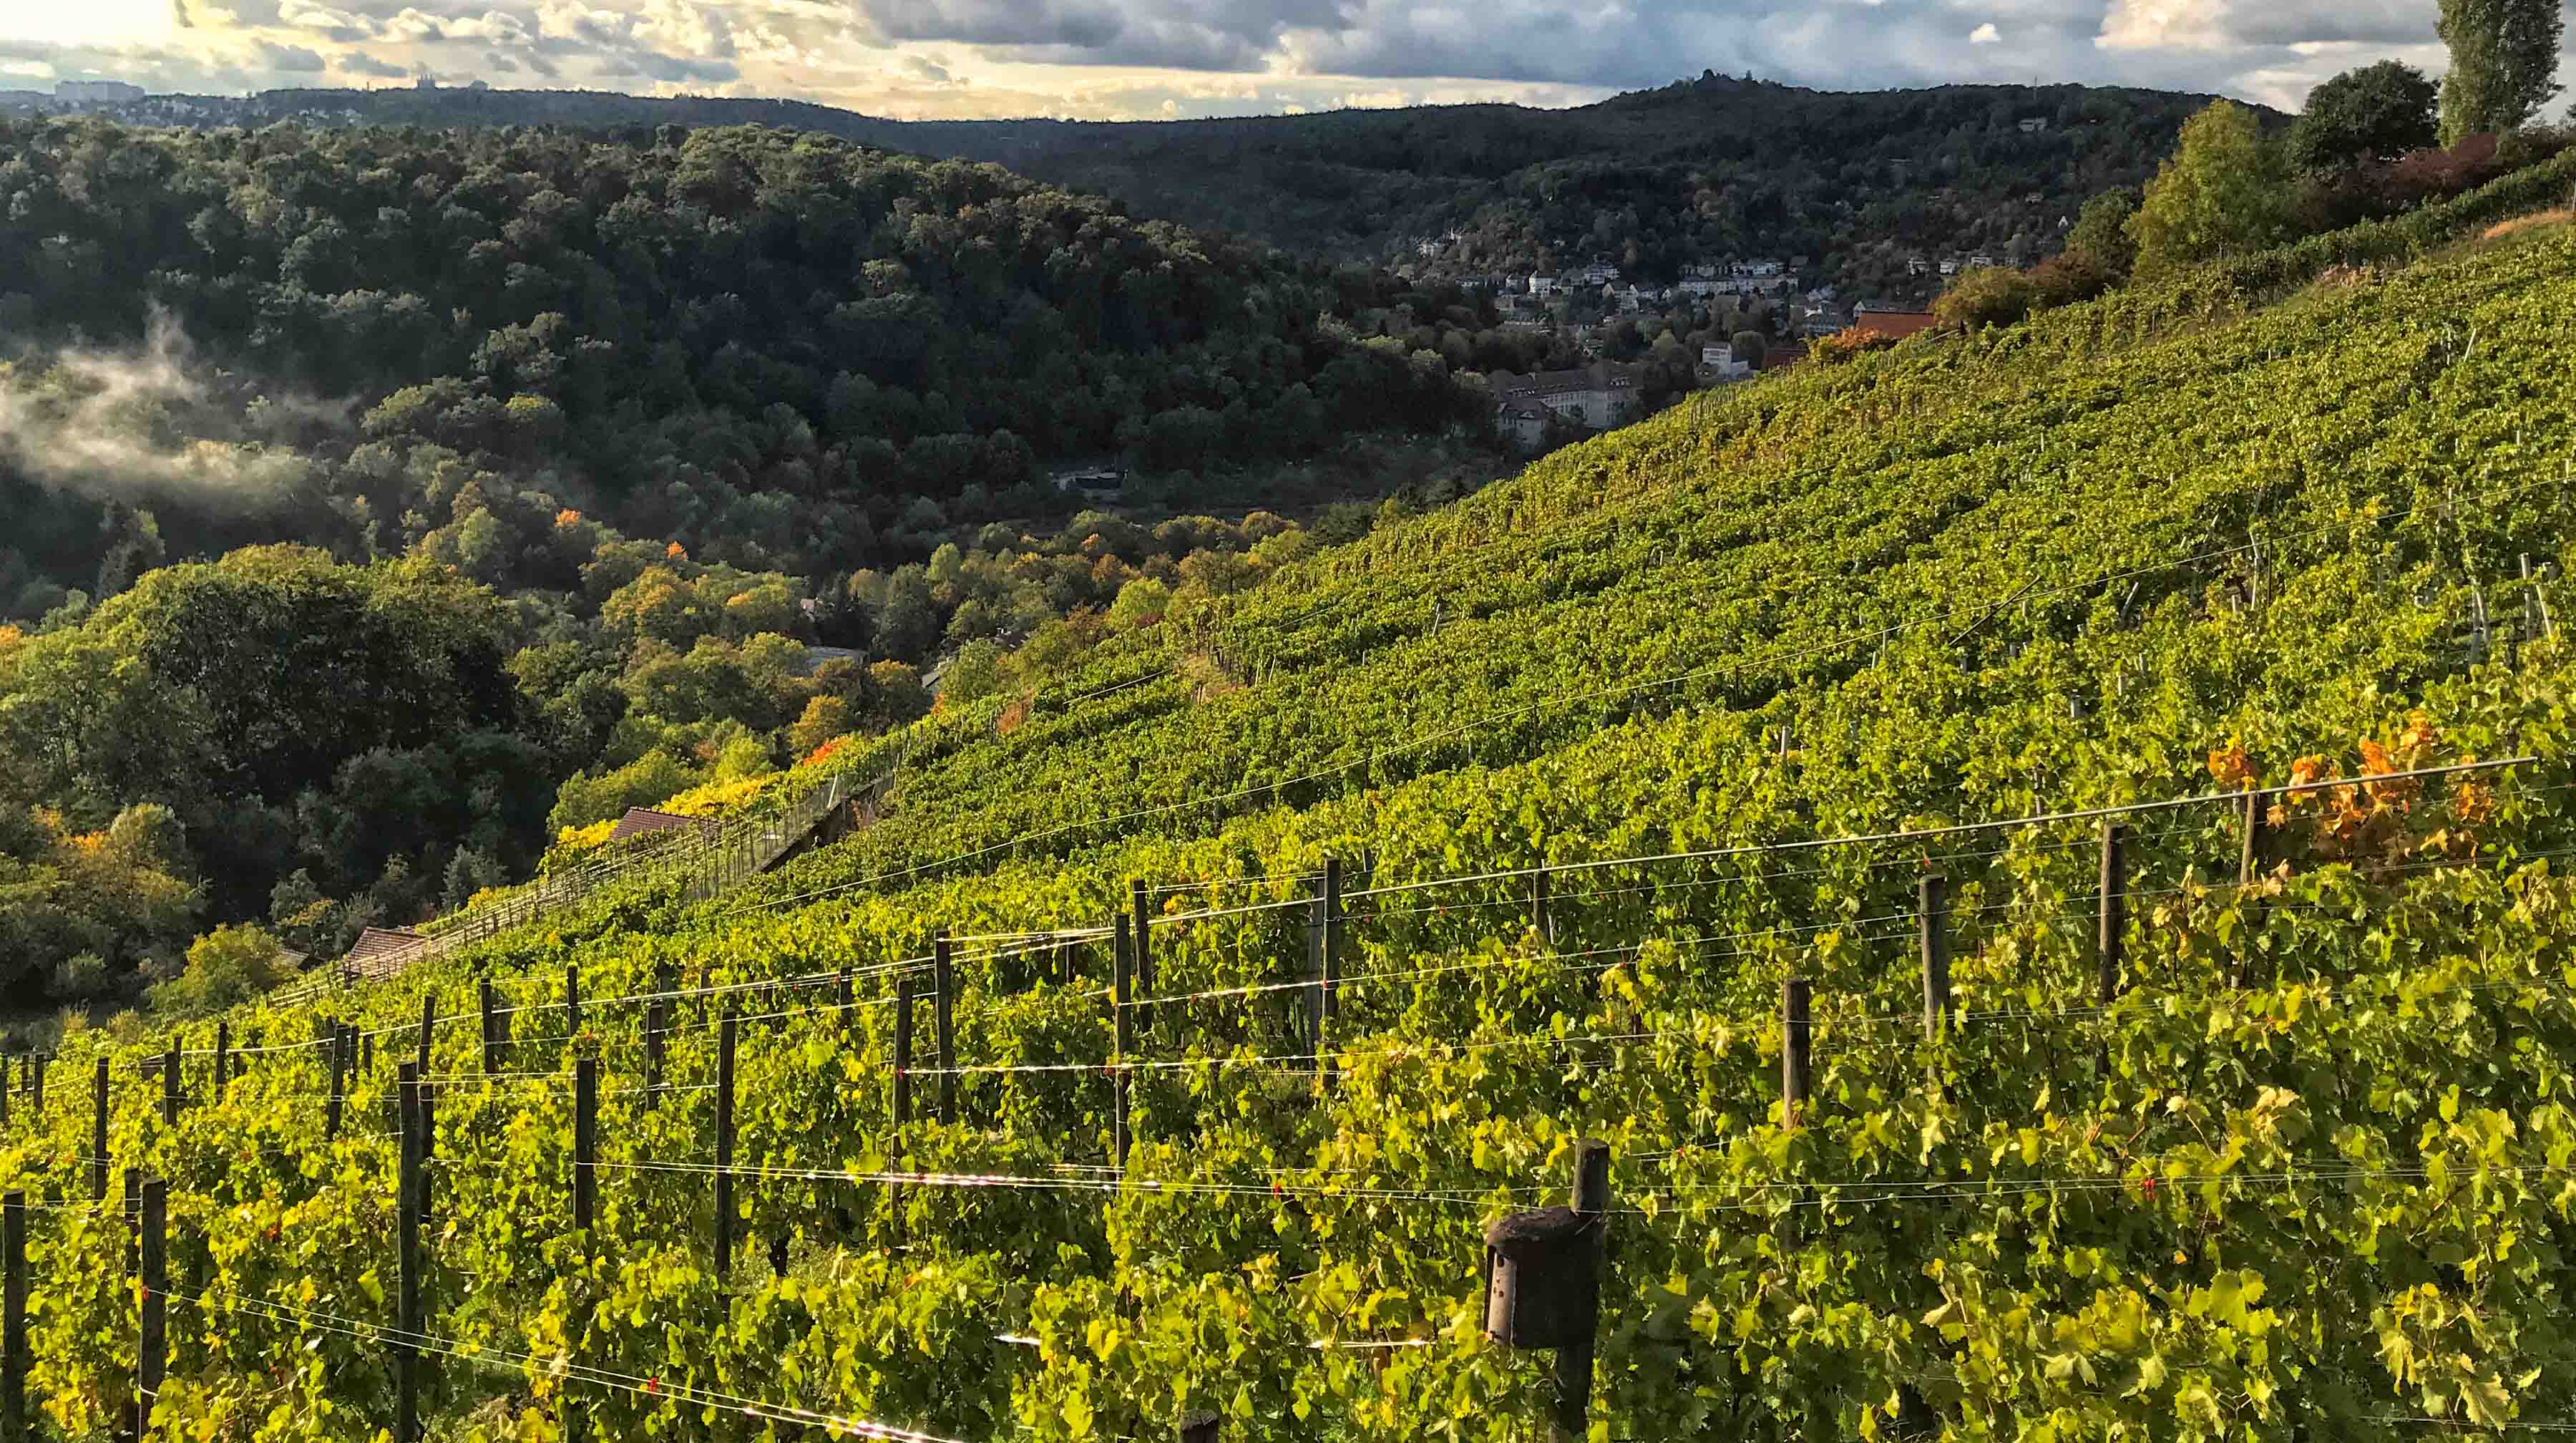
[256,41,329,69]
[338,49,409,74]
[853,0,1125,50]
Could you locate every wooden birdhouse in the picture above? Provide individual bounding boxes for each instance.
[1481,1205,1603,1349]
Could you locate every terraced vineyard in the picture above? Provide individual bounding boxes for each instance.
[8,182,2576,1442]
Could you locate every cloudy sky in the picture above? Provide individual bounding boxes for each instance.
[1,0,2566,121]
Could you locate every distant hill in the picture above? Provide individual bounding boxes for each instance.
[88,74,2266,295]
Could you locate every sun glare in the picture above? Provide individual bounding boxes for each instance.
[4,0,177,51]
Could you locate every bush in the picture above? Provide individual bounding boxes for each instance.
[1934,268,2041,331]
[147,923,288,1017]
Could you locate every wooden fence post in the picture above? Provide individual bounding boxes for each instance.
[1112,915,1133,1167]
[1550,1140,1613,1443]
[1781,980,1813,1129]
[1131,880,1156,1016]
[565,965,582,1044]
[480,981,500,1076]
[326,1034,346,1142]
[213,1024,228,1097]
[2235,791,2267,988]
[1319,858,1342,1092]
[933,936,957,1126]
[892,977,914,1242]
[24,1059,38,1124]
[2098,822,2126,1005]
[160,1042,179,1128]
[137,1177,165,1439]
[1,1190,21,1443]
[715,1011,736,1282]
[0,1058,9,1132]
[396,1063,420,1443]
[573,1057,597,1244]
[1918,874,1949,1040]
[90,1059,109,1201]
[836,967,852,1023]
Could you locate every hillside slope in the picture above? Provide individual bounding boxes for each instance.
[9,198,2576,1441]
[107,77,2242,284]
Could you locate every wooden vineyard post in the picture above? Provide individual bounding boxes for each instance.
[714,1011,736,1283]
[396,1063,421,1443]
[1179,1412,1219,1443]
[1318,857,1342,1094]
[1780,980,1813,1129]
[0,1058,10,1133]
[416,993,434,1081]
[1550,1140,1613,1443]
[891,977,914,1240]
[23,1059,37,1126]
[362,1032,374,1077]
[573,1058,597,1243]
[213,1022,229,1097]
[933,936,957,1126]
[565,965,582,1045]
[161,1041,180,1128]
[1,1190,21,1443]
[2235,791,2267,989]
[1112,915,1133,1167]
[1531,866,1553,948]
[836,967,853,1025]
[326,1032,346,1143]
[90,1059,109,1201]
[480,980,501,1076]
[2097,822,2125,1006]
[137,1177,165,1438]
[1130,881,1156,1038]
[645,992,668,1105]
[1918,874,1950,1040]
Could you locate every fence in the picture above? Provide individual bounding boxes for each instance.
[270,772,857,1008]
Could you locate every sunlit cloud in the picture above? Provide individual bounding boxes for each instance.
[3,0,2569,121]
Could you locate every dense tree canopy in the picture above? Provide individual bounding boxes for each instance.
[2291,62,2442,173]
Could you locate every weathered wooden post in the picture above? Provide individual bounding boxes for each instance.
[565,965,582,1044]
[1112,915,1133,1165]
[137,1178,165,1438]
[90,1059,109,1201]
[160,1041,180,1128]
[1918,874,1949,1040]
[1781,980,1813,1129]
[2098,822,2126,1005]
[933,936,957,1126]
[1481,1140,1612,1443]
[396,1063,421,1443]
[573,1057,597,1243]
[1,1190,21,1442]
[714,1011,737,1281]
[480,980,501,1075]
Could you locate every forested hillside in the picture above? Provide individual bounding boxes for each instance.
[95,77,2242,289]
[11,159,2576,1440]
[0,118,1518,1009]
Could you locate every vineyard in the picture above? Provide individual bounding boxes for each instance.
[4,195,2576,1443]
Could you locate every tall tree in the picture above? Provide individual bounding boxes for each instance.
[2437,0,2566,142]
[2126,102,2295,276]
[2291,62,2442,172]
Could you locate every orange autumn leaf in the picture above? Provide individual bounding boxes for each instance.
[2208,744,2253,788]
[665,541,688,560]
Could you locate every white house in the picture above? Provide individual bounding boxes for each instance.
[1528,271,1557,298]
[2018,117,2050,135]
[1491,364,1643,448]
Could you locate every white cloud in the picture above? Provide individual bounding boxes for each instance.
[1969,21,2001,43]
[2096,0,2231,52]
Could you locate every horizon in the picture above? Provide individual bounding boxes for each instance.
[4,1,2562,125]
